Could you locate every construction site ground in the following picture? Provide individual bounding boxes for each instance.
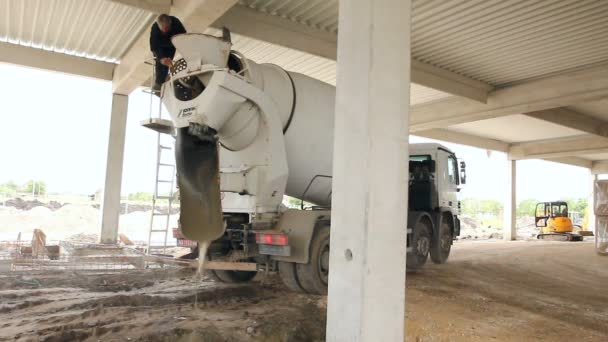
[1,240,607,342]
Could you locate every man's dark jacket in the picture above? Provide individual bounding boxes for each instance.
[149,16,186,59]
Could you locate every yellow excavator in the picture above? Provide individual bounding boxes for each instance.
[535,201,594,241]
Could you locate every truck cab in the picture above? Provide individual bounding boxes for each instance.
[410,143,464,215]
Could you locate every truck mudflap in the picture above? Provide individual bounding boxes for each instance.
[407,211,435,248]
[174,126,225,242]
[266,209,330,264]
[454,216,461,237]
[408,211,434,231]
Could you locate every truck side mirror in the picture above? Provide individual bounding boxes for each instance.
[459,160,466,184]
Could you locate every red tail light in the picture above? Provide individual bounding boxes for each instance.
[256,233,289,246]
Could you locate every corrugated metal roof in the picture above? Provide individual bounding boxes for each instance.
[240,0,608,87]
[239,0,339,33]
[206,28,451,105]
[0,0,154,63]
[411,0,608,86]
[3,0,607,102]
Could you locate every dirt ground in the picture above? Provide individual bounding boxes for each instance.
[1,240,607,341]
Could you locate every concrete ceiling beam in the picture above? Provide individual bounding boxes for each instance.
[414,129,509,152]
[543,157,592,169]
[592,160,608,174]
[524,108,608,138]
[213,5,493,102]
[0,41,114,80]
[410,64,608,131]
[111,0,238,95]
[509,135,608,160]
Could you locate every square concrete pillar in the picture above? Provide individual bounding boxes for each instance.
[589,173,598,233]
[100,93,129,244]
[327,0,411,340]
[504,159,516,241]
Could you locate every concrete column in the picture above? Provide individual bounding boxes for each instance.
[504,159,517,241]
[327,0,411,341]
[589,173,598,233]
[100,93,129,244]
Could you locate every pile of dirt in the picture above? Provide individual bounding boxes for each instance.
[458,215,540,240]
[460,216,480,229]
[0,202,178,243]
[458,216,502,240]
[3,198,64,211]
[121,203,179,215]
[3,197,177,215]
[64,233,99,244]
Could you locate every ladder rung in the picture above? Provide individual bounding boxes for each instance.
[152,212,170,216]
[160,145,172,150]
[159,163,174,167]
[155,195,173,200]
[157,180,173,183]
[150,229,168,233]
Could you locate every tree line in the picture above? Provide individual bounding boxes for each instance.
[0,180,47,195]
[461,197,589,218]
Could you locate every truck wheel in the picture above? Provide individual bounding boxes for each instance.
[407,219,431,270]
[278,261,306,293]
[211,270,257,283]
[296,225,330,295]
[430,221,452,264]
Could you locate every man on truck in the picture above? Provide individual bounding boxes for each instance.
[150,14,186,93]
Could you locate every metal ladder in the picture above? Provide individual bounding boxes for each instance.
[146,134,176,255]
[142,63,178,255]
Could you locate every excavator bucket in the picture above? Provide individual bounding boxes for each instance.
[175,127,224,242]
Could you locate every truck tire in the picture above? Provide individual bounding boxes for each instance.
[296,225,330,295]
[407,219,431,270]
[278,261,306,293]
[430,221,452,264]
[211,270,257,283]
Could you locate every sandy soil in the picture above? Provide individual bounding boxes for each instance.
[1,240,607,341]
[0,204,177,243]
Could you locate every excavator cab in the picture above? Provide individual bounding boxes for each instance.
[535,201,584,241]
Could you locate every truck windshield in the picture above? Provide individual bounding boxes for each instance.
[410,155,431,162]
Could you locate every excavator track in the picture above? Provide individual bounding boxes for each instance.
[537,233,583,242]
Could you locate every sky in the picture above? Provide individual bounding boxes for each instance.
[0,63,594,202]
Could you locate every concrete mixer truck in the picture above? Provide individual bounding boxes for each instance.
[149,33,466,295]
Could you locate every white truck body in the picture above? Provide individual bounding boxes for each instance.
[154,33,465,293]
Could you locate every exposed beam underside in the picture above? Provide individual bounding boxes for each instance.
[112,0,238,95]
[524,108,608,138]
[212,5,493,102]
[410,64,608,132]
[509,135,608,160]
[592,160,608,174]
[414,129,509,152]
[545,157,593,169]
[0,41,114,80]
